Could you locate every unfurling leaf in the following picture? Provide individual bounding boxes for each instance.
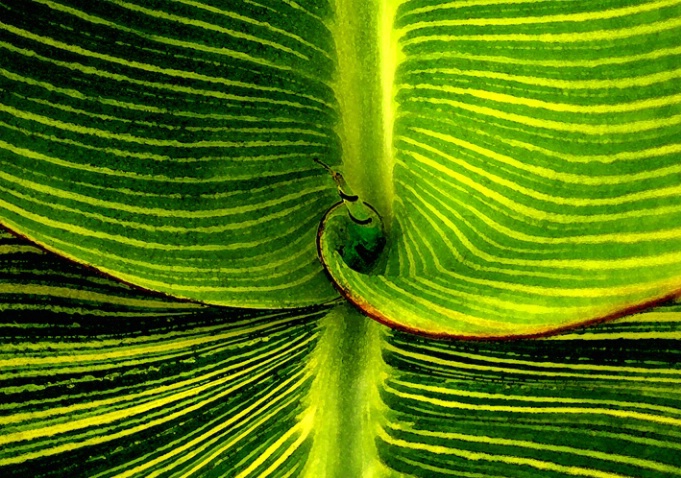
[2,0,681,337]
[314,158,386,273]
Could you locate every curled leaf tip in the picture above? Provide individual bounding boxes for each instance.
[314,158,387,273]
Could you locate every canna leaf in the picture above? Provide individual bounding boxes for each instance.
[4,0,681,337]
[1,229,680,477]
[0,229,330,476]
[0,0,340,308]
[319,0,681,337]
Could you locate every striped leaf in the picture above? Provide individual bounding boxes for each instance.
[0,0,341,307]
[1,230,680,477]
[379,308,681,477]
[0,229,331,476]
[320,0,681,337]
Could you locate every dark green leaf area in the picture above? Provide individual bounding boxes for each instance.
[0,0,342,306]
[0,229,329,476]
[379,313,681,477]
[0,0,335,77]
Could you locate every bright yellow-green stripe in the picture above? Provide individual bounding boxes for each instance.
[1,333,309,428]
[0,171,326,223]
[405,83,681,114]
[497,135,681,164]
[0,313,303,355]
[0,104,324,148]
[174,0,329,56]
[0,66,317,122]
[405,0,675,16]
[400,154,681,223]
[377,426,629,478]
[3,217,318,285]
[403,186,681,275]
[406,66,681,91]
[0,29,317,108]
[32,0,318,69]
[403,128,681,185]
[0,23,308,97]
[113,367,311,478]
[391,378,681,415]
[387,422,681,475]
[384,343,681,383]
[0,197,321,252]
[233,410,314,478]
[0,284,192,310]
[411,44,681,68]
[410,345,681,375]
[384,384,681,427]
[109,0,308,60]
[0,336,314,453]
[0,40,320,110]
[0,307,194,318]
[0,245,42,254]
[0,128,319,172]
[403,172,681,246]
[401,0,681,30]
[402,16,681,45]
[407,97,681,134]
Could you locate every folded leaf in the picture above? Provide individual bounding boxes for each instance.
[0,0,340,307]
[320,0,681,337]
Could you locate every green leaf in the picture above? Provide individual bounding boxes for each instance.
[0,229,329,476]
[319,0,681,337]
[0,0,340,307]
[4,0,681,335]
[1,229,680,477]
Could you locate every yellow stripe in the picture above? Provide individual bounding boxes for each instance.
[1,319,313,373]
[31,0,297,70]
[0,284,193,311]
[402,0,681,30]
[412,344,681,375]
[0,197,320,252]
[377,426,627,478]
[407,96,681,134]
[400,152,681,224]
[233,410,313,478]
[0,167,326,222]
[403,83,681,114]
[411,44,681,68]
[115,369,311,478]
[173,0,328,56]
[0,39,319,110]
[402,16,681,45]
[109,0,308,60]
[392,378,681,415]
[0,65,314,122]
[406,66,681,91]
[406,0,672,16]
[384,343,681,383]
[402,169,681,246]
[0,104,324,147]
[387,422,681,475]
[0,337,313,450]
[384,384,681,427]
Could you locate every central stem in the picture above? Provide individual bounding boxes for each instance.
[303,304,387,478]
[331,0,400,227]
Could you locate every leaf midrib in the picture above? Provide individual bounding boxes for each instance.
[331,0,401,225]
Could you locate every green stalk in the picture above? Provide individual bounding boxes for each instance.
[331,0,401,227]
[303,304,390,478]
